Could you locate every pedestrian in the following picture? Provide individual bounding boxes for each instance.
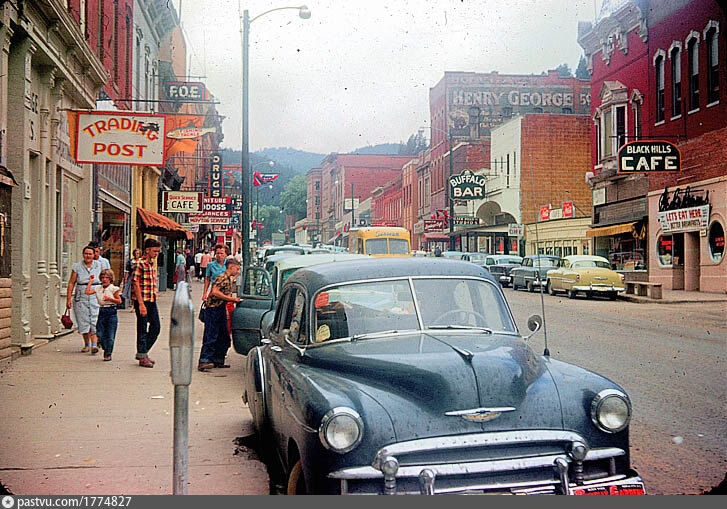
[198,257,241,371]
[132,238,162,368]
[199,248,211,283]
[194,248,204,281]
[122,248,141,312]
[89,241,111,270]
[234,249,242,264]
[174,248,186,288]
[202,244,227,302]
[185,249,194,283]
[434,246,442,257]
[65,245,102,353]
[85,268,121,361]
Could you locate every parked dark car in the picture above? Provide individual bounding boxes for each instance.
[511,255,562,292]
[483,254,523,287]
[241,258,644,495]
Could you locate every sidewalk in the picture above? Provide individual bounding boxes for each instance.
[621,288,727,304]
[0,280,269,495]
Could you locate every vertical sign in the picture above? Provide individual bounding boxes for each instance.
[209,152,222,198]
[562,201,574,218]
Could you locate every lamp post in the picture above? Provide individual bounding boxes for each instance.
[239,3,311,267]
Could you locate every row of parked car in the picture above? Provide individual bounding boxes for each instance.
[450,252,626,300]
[228,248,643,495]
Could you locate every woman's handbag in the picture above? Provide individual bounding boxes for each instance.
[198,302,206,323]
[61,309,74,329]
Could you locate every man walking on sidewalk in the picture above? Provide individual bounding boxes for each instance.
[199,257,241,371]
[202,244,227,302]
[132,238,162,368]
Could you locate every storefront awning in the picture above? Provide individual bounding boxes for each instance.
[422,232,450,241]
[586,221,636,238]
[0,165,17,187]
[137,207,194,240]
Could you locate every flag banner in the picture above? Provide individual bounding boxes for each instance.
[253,172,280,187]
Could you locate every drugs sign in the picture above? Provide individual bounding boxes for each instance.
[209,153,223,198]
[449,169,486,199]
[618,141,680,174]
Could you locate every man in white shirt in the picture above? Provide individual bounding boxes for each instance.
[91,241,111,270]
[195,249,204,281]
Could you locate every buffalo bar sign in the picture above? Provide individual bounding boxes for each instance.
[209,153,222,198]
[165,82,206,101]
[76,112,165,165]
[449,169,485,199]
[162,191,203,213]
[618,141,680,174]
[657,205,710,233]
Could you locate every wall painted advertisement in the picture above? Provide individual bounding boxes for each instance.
[74,112,166,165]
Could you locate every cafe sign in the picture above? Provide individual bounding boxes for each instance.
[618,140,680,174]
[162,191,203,213]
[657,205,710,233]
[449,169,486,199]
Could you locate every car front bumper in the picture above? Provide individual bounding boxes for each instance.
[328,430,644,495]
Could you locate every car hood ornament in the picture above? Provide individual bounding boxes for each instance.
[445,407,516,422]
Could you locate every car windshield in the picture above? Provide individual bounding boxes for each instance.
[572,260,611,269]
[499,257,523,264]
[467,253,487,261]
[389,239,410,255]
[312,277,515,343]
[533,258,558,268]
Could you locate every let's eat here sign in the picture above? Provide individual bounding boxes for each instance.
[618,140,680,174]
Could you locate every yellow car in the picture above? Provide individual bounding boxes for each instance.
[546,255,625,300]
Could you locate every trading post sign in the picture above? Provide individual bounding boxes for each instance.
[449,169,486,199]
[162,191,203,213]
[618,141,680,174]
[75,112,166,165]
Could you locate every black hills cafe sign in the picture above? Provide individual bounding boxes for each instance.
[449,169,486,199]
[618,140,680,174]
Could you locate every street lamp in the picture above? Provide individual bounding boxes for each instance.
[239,3,311,267]
[423,125,454,250]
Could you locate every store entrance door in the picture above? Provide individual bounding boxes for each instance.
[683,231,701,291]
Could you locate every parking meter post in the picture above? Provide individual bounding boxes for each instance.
[169,281,194,495]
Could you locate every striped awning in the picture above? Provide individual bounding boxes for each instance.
[586,222,636,238]
[137,208,194,240]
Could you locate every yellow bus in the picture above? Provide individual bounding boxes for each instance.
[348,227,411,257]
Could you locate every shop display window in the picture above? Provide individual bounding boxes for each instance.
[658,234,684,267]
[708,221,724,263]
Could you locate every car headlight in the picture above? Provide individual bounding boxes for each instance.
[319,407,364,453]
[591,389,631,433]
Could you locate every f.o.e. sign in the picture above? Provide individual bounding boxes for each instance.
[618,141,680,174]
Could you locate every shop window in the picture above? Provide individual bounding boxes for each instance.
[658,234,684,267]
[554,246,562,257]
[582,241,589,255]
[545,246,553,255]
[708,221,724,263]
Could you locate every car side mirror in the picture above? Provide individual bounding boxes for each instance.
[523,314,543,341]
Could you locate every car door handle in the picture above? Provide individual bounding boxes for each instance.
[270,346,282,352]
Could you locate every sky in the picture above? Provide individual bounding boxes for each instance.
[172,0,604,154]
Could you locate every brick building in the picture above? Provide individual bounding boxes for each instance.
[371,178,403,227]
[317,153,411,243]
[427,70,590,248]
[579,0,726,291]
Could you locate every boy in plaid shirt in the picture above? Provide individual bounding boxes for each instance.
[132,238,162,368]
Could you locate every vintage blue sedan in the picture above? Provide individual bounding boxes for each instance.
[242,258,644,495]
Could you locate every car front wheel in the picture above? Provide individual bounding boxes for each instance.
[287,459,307,495]
[568,289,578,299]
[527,281,535,292]
[547,280,556,295]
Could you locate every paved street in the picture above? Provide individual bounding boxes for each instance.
[503,287,727,495]
[0,281,268,495]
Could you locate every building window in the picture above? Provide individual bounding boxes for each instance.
[603,108,613,156]
[656,55,665,122]
[633,100,642,140]
[615,105,626,149]
[671,47,682,117]
[506,153,510,188]
[562,107,572,114]
[687,36,699,111]
[706,26,719,104]
[709,221,725,263]
[595,117,601,160]
[502,107,512,118]
[657,233,684,267]
[315,181,320,190]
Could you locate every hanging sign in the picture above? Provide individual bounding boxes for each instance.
[75,112,166,165]
[166,126,216,139]
[449,169,486,199]
[188,216,230,225]
[209,153,223,197]
[618,140,680,174]
[657,205,710,233]
[164,82,206,101]
[539,205,551,222]
[162,191,204,213]
[508,224,524,237]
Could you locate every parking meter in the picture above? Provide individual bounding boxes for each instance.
[169,281,194,495]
